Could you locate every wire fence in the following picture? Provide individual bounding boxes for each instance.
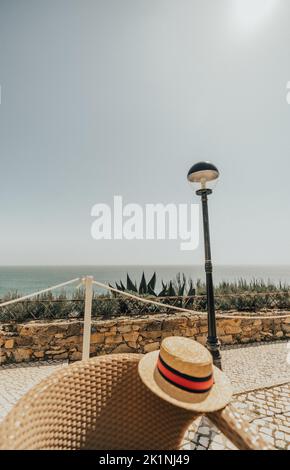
[1,291,289,323]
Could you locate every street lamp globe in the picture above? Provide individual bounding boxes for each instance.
[187,161,219,190]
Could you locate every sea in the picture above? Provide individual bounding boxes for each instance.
[0,265,289,298]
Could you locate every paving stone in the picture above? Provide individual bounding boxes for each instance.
[211,434,225,445]
[198,426,210,436]
[211,442,226,450]
[261,434,275,446]
[276,440,287,449]
[260,427,273,436]
[199,437,209,447]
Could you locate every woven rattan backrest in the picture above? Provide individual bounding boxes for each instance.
[0,354,197,450]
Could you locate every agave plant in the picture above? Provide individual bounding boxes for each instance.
[115,272,157,296]
[114,272,196,298]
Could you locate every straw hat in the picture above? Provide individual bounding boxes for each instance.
[138,337,232,412]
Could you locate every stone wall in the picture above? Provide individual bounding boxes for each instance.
[0,312,289,364]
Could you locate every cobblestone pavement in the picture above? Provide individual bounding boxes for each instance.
[181,383,290,450]
[0,341,289,450]
[222,341,290,394]
[181,341,290,450]
[0,360,67,422]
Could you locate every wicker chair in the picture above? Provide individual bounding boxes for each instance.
[0,354,271,450]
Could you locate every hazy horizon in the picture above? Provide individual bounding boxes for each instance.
[0,263,289,267]
[0,264,288,297]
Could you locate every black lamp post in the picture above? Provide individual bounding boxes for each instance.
[187,161,222,369]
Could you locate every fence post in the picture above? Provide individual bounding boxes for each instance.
[82,275,94,361]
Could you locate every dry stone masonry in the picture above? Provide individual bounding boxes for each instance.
[1,312,289,364]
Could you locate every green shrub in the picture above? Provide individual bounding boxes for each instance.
[0,275,288,322]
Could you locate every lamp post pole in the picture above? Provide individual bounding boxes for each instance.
[187,161,222,370]
[197,188,222,370]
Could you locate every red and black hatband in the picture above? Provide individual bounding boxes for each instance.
[157,354,214,394]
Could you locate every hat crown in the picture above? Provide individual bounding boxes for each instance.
[160,337,213,378]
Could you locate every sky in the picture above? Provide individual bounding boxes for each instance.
[0,0,290,266]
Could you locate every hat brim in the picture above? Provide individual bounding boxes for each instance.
[138,350,232,413]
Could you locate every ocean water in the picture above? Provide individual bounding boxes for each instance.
[0,265,289,298]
